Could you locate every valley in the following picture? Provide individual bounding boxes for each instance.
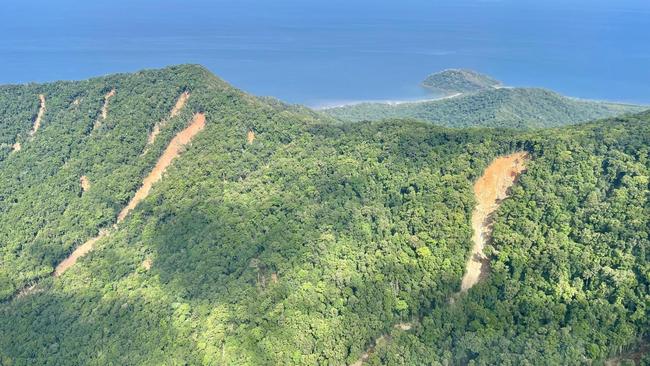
[2,0,649,364]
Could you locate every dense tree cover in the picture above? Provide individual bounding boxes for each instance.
[365,113,650,365]
[0,66,647,365]
[323,87,646,129]
[421,69,501,94]
[0,65,235,299]
[0,85,41,161]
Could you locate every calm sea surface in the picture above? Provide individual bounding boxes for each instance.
[1,0,649,106]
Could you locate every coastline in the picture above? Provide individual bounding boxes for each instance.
[313,92,463,110]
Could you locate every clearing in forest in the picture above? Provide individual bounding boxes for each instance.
[80,176,91,191]
[54,230,110,276]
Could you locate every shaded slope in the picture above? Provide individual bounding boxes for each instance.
[0,65,223,299]
[353,152,528,366]
[323,87,646,128]
[51,113,206,278]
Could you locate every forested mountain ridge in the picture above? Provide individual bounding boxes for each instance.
[323,87,646,128]
[0,64,277,299]
[0,66,648,365]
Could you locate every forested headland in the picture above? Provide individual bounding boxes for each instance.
[421,69,501,94]
[323,87,646,129]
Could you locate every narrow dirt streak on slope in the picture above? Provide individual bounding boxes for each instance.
[54,230,110,277]
[11,141,21,152]
[28,94,46,137]
[18,113,206,284]
[351,152,528,366]
[247,129,255,144]
[147,91,190,145]
[460,151,527,292]
[118,112,206,222]
[93,89,116,130]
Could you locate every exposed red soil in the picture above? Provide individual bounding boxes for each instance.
[54,229,110,277]
[352,152,528,366]
[460,152,527,292]
[142,258,152,270]
[118,112,206,222]
[49,113,205,278]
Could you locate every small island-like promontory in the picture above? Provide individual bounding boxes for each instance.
[421,69,502,94]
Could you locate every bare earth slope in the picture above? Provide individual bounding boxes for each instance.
[461,152,528,291]
[353,152,528,365]
[53,112,206,277]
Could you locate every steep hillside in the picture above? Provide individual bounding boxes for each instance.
[0,65,244,299]
[323,87,646,128]
[0,67,647,365]
[421,69,501,94]
[368,112,650,365]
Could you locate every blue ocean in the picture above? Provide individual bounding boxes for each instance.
[1,0,649,107]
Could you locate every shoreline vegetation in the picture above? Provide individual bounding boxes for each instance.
[313,92,462,110]
[316,70,646,112]
[316,90,645,112]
